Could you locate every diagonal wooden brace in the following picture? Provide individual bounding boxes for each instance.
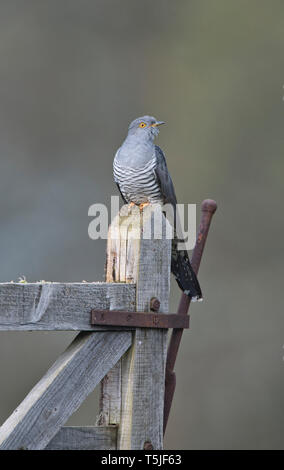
[0,331,132,450]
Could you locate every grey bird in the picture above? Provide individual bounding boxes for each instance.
[113,115,202,301]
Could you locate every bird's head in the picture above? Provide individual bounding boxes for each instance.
[127,116,165,141]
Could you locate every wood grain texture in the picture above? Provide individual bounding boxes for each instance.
[102,204,171,449]
[0,282,135,330]
[46,426,117,450]
[98,360,122,426]
[0,331,131,450]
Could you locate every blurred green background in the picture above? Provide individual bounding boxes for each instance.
[0,0,283,449]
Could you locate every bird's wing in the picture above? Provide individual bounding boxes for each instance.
[116,182,127,204]
[113,148,127,204]
[154,145,177,206]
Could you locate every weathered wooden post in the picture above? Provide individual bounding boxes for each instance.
[99,204,172,450]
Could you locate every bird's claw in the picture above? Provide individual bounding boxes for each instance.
[139,202,150,212]
[127,202,136,213]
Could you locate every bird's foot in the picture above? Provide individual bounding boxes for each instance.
[139,202,150,212]
[127,202,136,213]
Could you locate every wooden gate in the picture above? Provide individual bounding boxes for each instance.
[0,202,216,450]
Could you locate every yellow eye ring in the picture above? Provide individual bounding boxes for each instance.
[139,122,147,128]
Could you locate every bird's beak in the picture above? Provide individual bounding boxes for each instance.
[152,121,165,127]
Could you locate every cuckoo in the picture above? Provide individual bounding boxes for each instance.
[113,115,202,301]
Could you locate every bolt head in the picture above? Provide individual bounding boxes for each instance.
[150,297,160,312]
[144,441,153,450]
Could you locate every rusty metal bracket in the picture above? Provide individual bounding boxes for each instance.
[90,309,189,329]
[163,198,217,435]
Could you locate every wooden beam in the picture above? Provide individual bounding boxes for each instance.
[46,426,117,450]
[98,360,122,426]
[0,331,132,450]
[0,282,135,330]
[100,204,171,449]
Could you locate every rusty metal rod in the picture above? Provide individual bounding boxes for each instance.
[163,199,217,435]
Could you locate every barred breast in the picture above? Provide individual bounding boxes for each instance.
[113,158,163,205]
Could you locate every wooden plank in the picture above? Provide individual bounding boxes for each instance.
[97,209,133,427]
[0,331,132,450]
[46,426,117,450]
[101,204,171,449]
[0,282,135,330]
[98,361,122,426]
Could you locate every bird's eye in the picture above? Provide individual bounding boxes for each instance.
[139,122,147,128]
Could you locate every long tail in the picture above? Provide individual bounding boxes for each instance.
[171,238,203,301]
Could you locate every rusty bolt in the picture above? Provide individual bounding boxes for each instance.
[144,441,153,450]
[150,297,160,312]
